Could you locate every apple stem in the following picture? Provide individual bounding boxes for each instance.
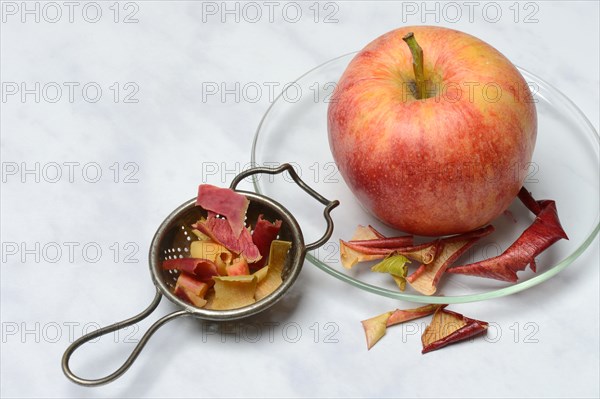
[402,32,427,100]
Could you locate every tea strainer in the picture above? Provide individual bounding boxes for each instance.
[62,164,339,386]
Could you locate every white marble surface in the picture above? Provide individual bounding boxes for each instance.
[1,1,599,398]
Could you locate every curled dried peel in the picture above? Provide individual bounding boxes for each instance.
[421,308,488,354]
[175,273,210,297]
[448,188,568,282]
[407,240,470,295]
[371,255,410,291]
[195,216,262,263]
[196,184,249,238]
[361,304,445,350]
[407,226,494,295]
[251,215,282,270]
[352,225,384,240]
[174,274,210,308]
[210,275,258,310]
[349,236,414,248]
[398,242,439,264]
[252,266,269,284]
[361,312,392,350]
[226,257,250,276]
[190,241,233,266]
[340,239,438,267]
[255,240,291,300]
[340,225,386,269]
[387,304,446,327]
[340,240,387,269]
[162,258,219,283]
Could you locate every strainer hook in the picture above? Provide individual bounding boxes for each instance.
[229,163,340,251]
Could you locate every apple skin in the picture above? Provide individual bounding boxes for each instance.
[328,26,537,236]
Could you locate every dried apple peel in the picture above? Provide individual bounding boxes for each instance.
[196,184,249,238]
[407,226,494,295]
[421,308,488,354]
[255,240,292,301]
[371,255,410,291]
[190,241,233,265]
[448,188,568,282]
[361,304,445,350]
[361,312,393,350]
[210,275,258,310]
[387,304,446,327]
[340,241,387,269]
[340,225,386,268]
[340,237,437,268]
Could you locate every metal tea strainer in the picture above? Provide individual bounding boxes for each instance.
[62,164,339,386]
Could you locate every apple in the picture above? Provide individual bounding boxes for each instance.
[328,26,537,236]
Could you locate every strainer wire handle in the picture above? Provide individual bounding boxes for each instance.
[230,163,340,252]
[61,289,190,387]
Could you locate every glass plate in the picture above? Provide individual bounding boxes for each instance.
[251,52,599,304]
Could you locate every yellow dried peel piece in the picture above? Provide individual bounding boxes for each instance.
[340,225,387,269]
[408,240,467,295]
[191,241,233,264]
[255,240,291,301]
[253,266,269,284]
[340,242,386,269]
[399,243,438,265]
[210,275,257,310]
[421,308,467,347]
[391,275,407,291]
[351,225,380,241]
[361,312,392,350]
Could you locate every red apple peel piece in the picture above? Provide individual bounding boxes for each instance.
[250,214,282,270]
[340,240,439,268]
[447,188,568,282]
[174,273,210,308]
[421,308,488,354]
[340,241,387,269]
[361,304,447,350]
[175,273,211,296]
[196,184,249,238]
[162,258,219,283]
[407,226,495,295]
[175,287,208,308]
[194,214,262,263]
[349,236,414,248]
[226,257,250,276]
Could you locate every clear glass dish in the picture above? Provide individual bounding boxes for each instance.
[251,52,599,304]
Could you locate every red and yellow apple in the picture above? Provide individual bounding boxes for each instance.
[328,26,537,236]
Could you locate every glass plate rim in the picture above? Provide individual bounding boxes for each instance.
[251,52,600,304]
